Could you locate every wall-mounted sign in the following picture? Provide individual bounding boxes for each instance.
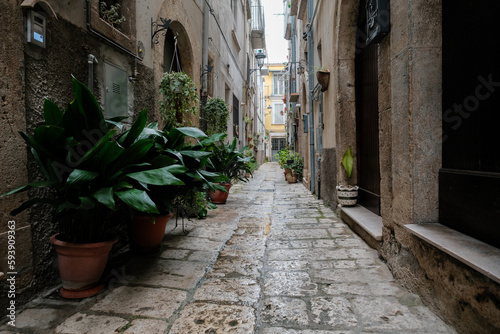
[365,0,390,45]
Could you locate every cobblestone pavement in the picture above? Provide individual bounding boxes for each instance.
[0,162,456,334]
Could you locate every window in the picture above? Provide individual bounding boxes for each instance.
[272,72,285,95]
[272,102,285,124]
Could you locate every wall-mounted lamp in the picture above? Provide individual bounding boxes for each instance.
[249,50,267,74]
[288,59,308,75]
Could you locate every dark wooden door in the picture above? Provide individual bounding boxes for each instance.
[441,0,500,248]
[355,43,381,215]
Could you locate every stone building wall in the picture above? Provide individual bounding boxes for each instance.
[289,0,500,332]
[0,0,32,315]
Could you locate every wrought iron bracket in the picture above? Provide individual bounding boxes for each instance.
[200,64,213,78]
[151,17,172,46]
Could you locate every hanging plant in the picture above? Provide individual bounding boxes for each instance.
[159,72,199,127]
[203,97,230,136]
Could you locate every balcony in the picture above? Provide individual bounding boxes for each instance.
[251,5,266,48]
[283,0,292,40]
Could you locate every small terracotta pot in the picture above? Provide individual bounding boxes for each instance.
[129,212,174,254]
[284,168,291,180]
[209,183,232,204]
[50,234,118,299]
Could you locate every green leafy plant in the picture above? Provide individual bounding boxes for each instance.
[314,65,329,73]
[203,97,229,136]
[206,136,255,183]
[1,78,187,243]
[275,147,290,169]
[284,152,304,178]
[99,1,126,28]
[144,125,227,216]
[341,146,353,178]
[159,72,199,128]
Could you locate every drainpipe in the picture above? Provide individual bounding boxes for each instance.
[87,54,98,93]
[200,0,210,131]
[307,0,316,194]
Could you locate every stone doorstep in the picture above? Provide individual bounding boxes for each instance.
[340,206,383,250]
[406,223,500,285]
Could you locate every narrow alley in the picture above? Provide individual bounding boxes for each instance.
[0,162,456,333]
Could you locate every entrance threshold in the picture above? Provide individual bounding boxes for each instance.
[340,205,382,250]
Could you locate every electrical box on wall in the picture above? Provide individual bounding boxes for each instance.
[104,62,128,118]
[27,10,46,48]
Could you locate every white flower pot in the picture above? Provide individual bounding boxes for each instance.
[336,185,359,206]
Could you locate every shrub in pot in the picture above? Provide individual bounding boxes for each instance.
[336,147,359,206]
[1,78,179,297]
[284,153,304,183]
[206,136,254,204]
[129,124,225,252]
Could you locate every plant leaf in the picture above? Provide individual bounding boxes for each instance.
[116,188,159,214]
[43,98,63,126]
[126,167,185,186]
[92,187,115,210]
[66,169,99,186]
[341,147,353,178]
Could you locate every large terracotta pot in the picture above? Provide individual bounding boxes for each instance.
[50,234,118,299]
[209,183,232,204]
[129,212,174,254]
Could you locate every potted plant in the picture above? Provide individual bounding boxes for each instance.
[128,124,225,253]
[202,97,229,136]
[206,136,254,204]
[1,78,180,298]
[336,147,359,206]
[275,148,292,180]
[159,71,199,127]
[315,66,330,92]
[284,153,304,183]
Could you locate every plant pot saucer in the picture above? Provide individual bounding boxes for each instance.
[59,283,105,299]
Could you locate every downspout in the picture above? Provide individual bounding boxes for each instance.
[87,54,98,93]
[307,0,316,194]
[200,0,210,131]
[290,16,296,151]
[85,0,142,61]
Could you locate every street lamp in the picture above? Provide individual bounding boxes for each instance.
[250,50,267,73]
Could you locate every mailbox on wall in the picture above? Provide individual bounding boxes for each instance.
[27,10,46,48]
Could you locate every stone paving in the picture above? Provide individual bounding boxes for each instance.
[0,162,457,334]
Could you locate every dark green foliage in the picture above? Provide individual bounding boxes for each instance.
[203,97,229,136]
[206,136,255,183]
[1,77,221,243]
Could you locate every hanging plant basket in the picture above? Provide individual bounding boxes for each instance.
[316,70,330,92]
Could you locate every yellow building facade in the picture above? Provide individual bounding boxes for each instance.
[263,64,287,161]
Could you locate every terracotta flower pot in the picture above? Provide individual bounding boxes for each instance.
[129,212,174,254]
[50,234,118,299]
[209,183,232,204]
[286,172,299,183]
[284,168,291,181]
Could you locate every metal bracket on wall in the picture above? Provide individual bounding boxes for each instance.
[312,83,322,101]
[151,17,171,46]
